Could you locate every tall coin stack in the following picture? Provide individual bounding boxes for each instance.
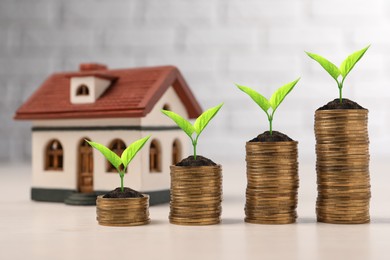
[96,195,150,226]
[169,165,222,225]
[245,142,299,224]
[315,110,370,224]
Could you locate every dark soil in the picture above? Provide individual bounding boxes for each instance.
[317,98,366,110]
[103,187,144,198]
[249,131,294,142]
[176,155,217,166]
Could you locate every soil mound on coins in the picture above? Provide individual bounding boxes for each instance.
[176,155,217,166]
[317,98,366,110]
[103,187,144,198]
[249,131,294,142]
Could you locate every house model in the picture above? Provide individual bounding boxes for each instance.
[14,63,202,205]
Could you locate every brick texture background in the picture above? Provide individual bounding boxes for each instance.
[1,0,390,163]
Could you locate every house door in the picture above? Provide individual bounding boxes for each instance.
[78,139,94,193]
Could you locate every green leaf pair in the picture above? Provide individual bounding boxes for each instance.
[306,45,370,103]
[86,135,151,192]
[162,103,224,160]
[236,78,300,135]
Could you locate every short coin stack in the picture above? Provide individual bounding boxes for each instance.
[315,109,370,224]
[169,165,222,225]
[245,141,299,224]
[96,195,150,226]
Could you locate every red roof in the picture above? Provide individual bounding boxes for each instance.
[14,64,202,120]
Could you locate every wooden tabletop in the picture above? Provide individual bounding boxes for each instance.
[0,160,389,260]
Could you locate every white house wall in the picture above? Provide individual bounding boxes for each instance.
[141,86,189,126]
[140,130,187,191]
[31,130,143,191]
[32,131,76,190]
[31,85,191,193]
[140,86,190,191]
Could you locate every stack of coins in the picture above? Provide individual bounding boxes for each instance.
[169,165,222,225]
[96,195,150,226]
[245,141,299,224]
[315,109,370,224]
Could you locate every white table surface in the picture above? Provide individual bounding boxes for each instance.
[1,160,390,260]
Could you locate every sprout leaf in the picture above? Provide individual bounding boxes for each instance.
[339,45,370,78]
[161,110,195,138]
[162,103,223,160]
[306,45,370,103]
[305,52,340,81]
[269,78,300,111]
[86,140,122,171]
[121,135,151,169]
[236,78,300,135]
[194,103,224,135]
[236,84,270,113]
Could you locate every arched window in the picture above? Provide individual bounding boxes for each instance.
[149,139,162,173]
[107,139,126,172]
[76,84,89,96]
[172,139,182,165]
[45,139,63,171]
[162,104,171,111]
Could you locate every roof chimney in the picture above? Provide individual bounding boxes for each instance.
[79,63,108,71]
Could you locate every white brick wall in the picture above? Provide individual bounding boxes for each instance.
[143,1,218,26]
[2,0,390,163]
[311,0,385,17]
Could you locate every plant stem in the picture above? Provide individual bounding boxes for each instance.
[338,80,344,104]
[120,172,124,192]
[268,111,274,136]
[192,137,198,160]
[190,135,199,160]
[338,86,342,104]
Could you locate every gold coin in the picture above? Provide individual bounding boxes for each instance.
[245,141,299,224]
[169,217,220,225]
[314,109,370,224]
[96,195,150,226]
[169,165,222,226]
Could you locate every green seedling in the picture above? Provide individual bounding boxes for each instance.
[161,103,223,160]
[86,136,150,192]
[306,45,370,104]
[236,78,300,136]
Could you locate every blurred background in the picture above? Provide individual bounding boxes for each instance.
[1,0,389,164]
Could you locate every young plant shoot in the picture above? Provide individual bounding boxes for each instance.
[161,103,223,160]
[236,78,300,136]
[86,136,151,193]
[306,45,370,104]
